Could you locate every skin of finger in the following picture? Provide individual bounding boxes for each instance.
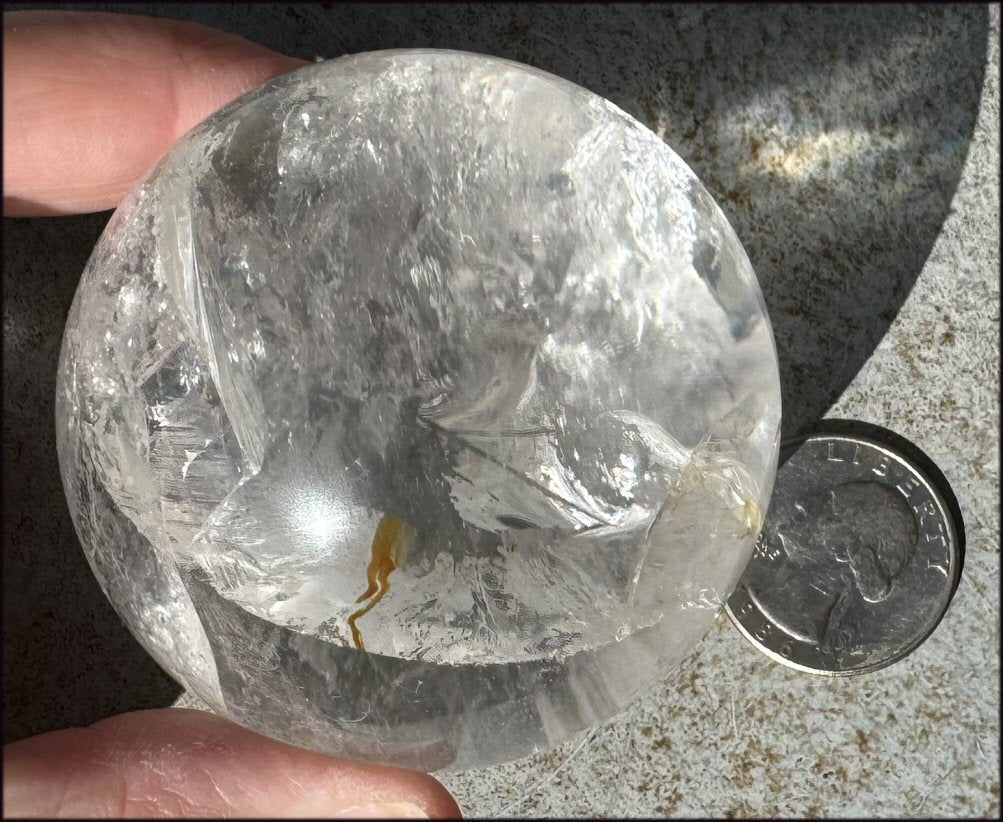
[2,10,308,216]
[2,708,462,818]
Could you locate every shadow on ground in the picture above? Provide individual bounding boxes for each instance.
[2,3,988,740]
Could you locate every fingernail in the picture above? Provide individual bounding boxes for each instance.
[332,801,430,818]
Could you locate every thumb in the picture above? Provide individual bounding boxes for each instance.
[3,10,309,216]
[2,708,461,819]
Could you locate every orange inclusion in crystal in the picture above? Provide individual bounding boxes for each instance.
[347,515,413,650]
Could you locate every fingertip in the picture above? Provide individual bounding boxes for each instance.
[3,10,310,216]
[3,708,462,818]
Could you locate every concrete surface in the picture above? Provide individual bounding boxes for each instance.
[3,4,998,817]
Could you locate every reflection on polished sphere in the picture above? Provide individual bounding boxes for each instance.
[56,50,781,771]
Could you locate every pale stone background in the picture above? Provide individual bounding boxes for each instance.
[4,4,998,817]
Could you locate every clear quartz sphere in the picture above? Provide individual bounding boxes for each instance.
[56,49,781,771]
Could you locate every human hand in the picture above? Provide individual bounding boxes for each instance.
[1,11,461,818]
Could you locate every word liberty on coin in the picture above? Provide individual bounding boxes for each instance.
[726,431,961,676]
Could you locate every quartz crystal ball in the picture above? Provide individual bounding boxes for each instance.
[56,50,781,771]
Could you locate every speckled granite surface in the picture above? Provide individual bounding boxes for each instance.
[3,4,998,818]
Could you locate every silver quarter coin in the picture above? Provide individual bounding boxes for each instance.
[726,431,961,675]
